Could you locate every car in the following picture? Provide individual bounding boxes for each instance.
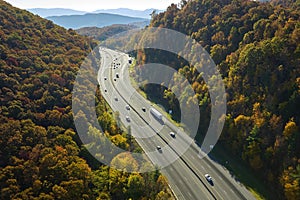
[205,174,213,184]
[126,116,130,122]
[156,146,162,152]
[104,77,107,80]
[142,107,146,112]
[114,78,116,81]
[114,97,118,101]
[104,89,107,92]
[170,131,175,138]
[125,105,130,110]
[116,73,119,78]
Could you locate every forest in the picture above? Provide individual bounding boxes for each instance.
[126,0,299,199]
[0,1,173,199]
[76,24,137,42]
[1,0,299,199]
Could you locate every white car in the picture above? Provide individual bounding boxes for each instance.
[126,116,130,122]
[170,131,175,138]
[156,146,162,151]
[205,174,213,182]
[125,105,130,110]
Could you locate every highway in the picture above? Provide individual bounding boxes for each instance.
[97,47,256,200]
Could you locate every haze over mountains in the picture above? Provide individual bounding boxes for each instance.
[28,8,87,17]
[28,8,162,18]
[93,8,162,19]
[27,8,159,29]
[46,13,149,29]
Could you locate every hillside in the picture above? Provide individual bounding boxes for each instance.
[76,24,138,41]
[47,13,150,29]
[128,0,299,199]
[0,1,172,199]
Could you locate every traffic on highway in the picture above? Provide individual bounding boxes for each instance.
[97,47,256,200]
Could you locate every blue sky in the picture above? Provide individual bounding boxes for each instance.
[5,0,182,11]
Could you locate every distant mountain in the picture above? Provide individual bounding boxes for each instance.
[93,8,163,19]
[28,8,87,17]
[27,8,163,19]
[47,13,150,29]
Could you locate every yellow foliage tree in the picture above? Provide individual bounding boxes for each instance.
[283,120,298,139]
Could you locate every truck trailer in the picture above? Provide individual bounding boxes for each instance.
[150,108,163,120]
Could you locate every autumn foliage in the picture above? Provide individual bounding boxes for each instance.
[131,0,299,199]
[0,1,172,199]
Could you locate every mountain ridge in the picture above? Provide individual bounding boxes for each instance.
[28,7,162,18]
[76,24,138,41]
[28,8,87,17]
[46,12,150,29]
[93,8,163,18]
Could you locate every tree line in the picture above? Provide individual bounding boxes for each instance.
[129,0,299,199]
[0,1,174,199]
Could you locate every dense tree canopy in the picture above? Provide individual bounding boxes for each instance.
[0,1,173,199]
[76,24,137,41]
[127,0,299,199]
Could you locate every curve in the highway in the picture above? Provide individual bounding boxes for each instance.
[98,47,255,200]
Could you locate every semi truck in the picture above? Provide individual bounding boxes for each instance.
[150,108,163,120]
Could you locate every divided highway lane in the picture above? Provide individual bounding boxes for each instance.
[112,50,256,200]
[98,48,215,200]
[98,47,256,200]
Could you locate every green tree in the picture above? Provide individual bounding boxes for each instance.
[127,174,145,199]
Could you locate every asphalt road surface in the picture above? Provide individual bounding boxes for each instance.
[97,47,256,200]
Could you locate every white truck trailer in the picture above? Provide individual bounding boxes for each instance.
[150,108,163,120]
